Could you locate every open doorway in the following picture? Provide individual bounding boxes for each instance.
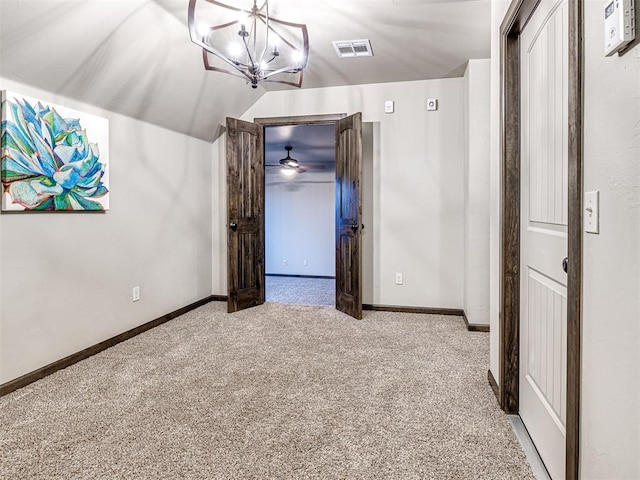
[226,113,369,318]
[264,123,336,306]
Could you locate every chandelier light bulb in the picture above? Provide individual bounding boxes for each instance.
[271,37,280,55]
[196,22,209,39]
[237,11,250,28]
[292,50,304,64]
[229,43,243,59]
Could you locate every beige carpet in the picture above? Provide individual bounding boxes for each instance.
[266,275,335,306]
[0,302,535,479]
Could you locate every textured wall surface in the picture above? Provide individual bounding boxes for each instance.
[0,78,213,384]
[463,59,491,326]
[489,0,511,386]
[265,170,335,277]
[580,2,640,477]
[211,79,466,309]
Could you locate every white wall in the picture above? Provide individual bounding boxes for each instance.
[463,59,491,326]
[212,136,227,294]
[265,170,335,276]
[489,0,511,385]
[362,122,377,305]
[211,79,466,309]
[0,77,213,384]
[580,3,640,478]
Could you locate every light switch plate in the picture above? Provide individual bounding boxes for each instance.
[585,190,600,234]
[385,100,395,113]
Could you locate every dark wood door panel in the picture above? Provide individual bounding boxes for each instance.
[227,117,265,313]
[335,113,363,320]
[336,232,359,313]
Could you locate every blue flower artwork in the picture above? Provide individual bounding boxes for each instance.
[1,91,109,211]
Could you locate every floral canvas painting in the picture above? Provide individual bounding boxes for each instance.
[1,91,109,211]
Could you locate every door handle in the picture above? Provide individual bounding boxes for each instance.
[562,257,568,273]
[351,223,359,232]
[229,222,238,231]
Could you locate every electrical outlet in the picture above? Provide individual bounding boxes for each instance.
[132,286,140,302]
[283,259,288,266]
[395,273,403,285]
[303,259,308,266]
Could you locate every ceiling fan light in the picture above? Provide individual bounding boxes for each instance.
[280,145,300,167]
[282,167,297,176]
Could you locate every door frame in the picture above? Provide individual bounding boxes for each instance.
[253,113,347,303]
[499,0,583,478]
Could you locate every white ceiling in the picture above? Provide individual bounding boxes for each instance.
[265,123,335,179]
[0,0,491,142]
[265,124,335,164]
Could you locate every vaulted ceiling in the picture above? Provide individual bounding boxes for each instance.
[0,0,491,142]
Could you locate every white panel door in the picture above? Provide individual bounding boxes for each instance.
[520,0,569,478]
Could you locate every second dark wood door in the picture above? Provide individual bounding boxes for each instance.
[226,117,265,313]
[335,113,363,319]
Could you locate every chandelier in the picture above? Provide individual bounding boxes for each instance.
[188,0,309,88]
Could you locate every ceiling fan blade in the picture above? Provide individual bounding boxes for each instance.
[299,164,326,170]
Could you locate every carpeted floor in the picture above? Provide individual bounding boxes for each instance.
[266,275,335,306]
[0,302,535,479]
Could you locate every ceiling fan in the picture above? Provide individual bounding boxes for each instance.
[265,146,326,176]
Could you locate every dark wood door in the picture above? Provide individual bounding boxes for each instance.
[226,117,265,313]
[335,113,363,319]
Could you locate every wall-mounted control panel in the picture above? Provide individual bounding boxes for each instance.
[385,100,395,114]
[604,0,635,56]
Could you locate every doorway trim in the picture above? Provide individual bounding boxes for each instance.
[254,113,347,307]
[499,0,583,479]
[254,114,346,127]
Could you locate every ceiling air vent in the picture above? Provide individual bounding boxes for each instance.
[332,39,374,58]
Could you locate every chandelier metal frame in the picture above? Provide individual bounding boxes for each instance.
[187,0,309,88]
